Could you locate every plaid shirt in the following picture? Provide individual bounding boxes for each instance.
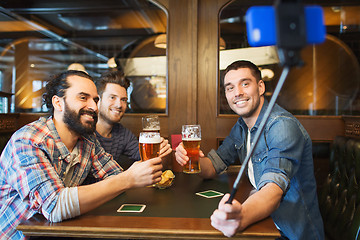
[0,117,122,239]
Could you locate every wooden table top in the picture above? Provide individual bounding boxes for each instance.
[17,170,280,239]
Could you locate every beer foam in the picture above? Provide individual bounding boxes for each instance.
[139,134,161,143]
[182,137,201,141]
[143,127,160,131]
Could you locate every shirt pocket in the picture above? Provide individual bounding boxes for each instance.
[252,149,268,164]
[234,141,245,163]
[234,141,243,151]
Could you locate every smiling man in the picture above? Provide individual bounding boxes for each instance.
[95,70,171,170]
[175,60,324,240]
[0,70,163,239]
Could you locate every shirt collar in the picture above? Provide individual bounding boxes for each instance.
[45,116,71,159]
[252,98,269,131]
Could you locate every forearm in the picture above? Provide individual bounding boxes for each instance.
[48,187,80,222]
[199,157,217,179]
[77,172,132,214]
[239,183,283,230]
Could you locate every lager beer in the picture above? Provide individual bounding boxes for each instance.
[139,132,161,161]
[182,125,201,174]
[142,115,160,133]
[182,138,201,173]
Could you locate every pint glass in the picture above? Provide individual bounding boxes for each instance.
[182,125,201,174]
[139,132,161,161]
[142,115,160,133]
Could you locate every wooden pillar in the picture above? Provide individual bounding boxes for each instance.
[14,40,32,112]
[166,0,199,135]
[197,0,231,153]
[153,0,231,153]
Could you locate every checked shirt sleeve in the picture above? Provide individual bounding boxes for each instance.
[8,136,64,219]
[89,138,123,180]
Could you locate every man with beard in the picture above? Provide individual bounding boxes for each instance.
[0,70,163,239]
[95,70,172,170]
[175,61,324,240]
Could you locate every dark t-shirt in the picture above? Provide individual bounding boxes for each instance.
[95,123,140,169]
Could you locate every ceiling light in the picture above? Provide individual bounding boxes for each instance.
[261,68,275,80]
[67,63,87,73]
[154,34,167,49]
[220,37,226,50]
[107,57,117,68]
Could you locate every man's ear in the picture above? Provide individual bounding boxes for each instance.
[52,95,64,112]
[258,80,266,96]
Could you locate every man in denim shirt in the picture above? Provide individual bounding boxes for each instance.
[175,60,324,240]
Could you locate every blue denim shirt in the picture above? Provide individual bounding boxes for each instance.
[208,100,324,240]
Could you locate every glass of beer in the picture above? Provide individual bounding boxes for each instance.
[139,132,161,161]
[142,115,160,133]
[182,125,201,174]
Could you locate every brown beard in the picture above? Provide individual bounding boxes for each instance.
[63,101,98,136]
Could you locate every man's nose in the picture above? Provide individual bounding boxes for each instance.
[88,99,98,112]
[234,85,244,97]
[114,99,123,108]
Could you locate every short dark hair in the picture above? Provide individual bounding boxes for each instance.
[96,70,130,97]
[223,60,262,82]
[43,70,93,115]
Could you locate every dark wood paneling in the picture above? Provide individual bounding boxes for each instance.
[216,115,345,144]
[0,114,19,133]
[296,115,345,142]
[198,0,232,154]
[167,0,199,134]
[343,116,360,138]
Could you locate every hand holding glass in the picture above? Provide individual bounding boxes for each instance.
[139,132,161,161]
[182,125,201,174]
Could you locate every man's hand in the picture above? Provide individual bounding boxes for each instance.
[159,137,172,158]
[125,157,163,188]
[210,193,243,237]
[174,142,204,166]
[211,183,283,237]
[77,158,163,215]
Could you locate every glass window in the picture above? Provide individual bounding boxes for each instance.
[219,1,360,116]
[0,0,167,114]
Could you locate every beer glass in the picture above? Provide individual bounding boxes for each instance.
[142,115,160,133]
[182,125,201,174]
[139,132,161,161]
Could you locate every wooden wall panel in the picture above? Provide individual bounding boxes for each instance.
[296,116,344,142]
[343,116,360,138]
[198,0,232,154]
[216,115,345,145]
[166,0,199,136]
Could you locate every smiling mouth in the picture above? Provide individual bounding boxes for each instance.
[82,114,95,121]
[234,99,248,106]
[110,109,122,114]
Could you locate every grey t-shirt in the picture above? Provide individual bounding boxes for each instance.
[95,123,140,168]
